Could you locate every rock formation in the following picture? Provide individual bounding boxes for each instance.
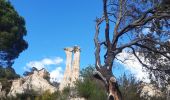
[6,46,80,97]
[71,46,80,84]
[0,82,6,99]
[167,85,170,100]
[8,68,57,97]
[59,47,73,90]
[138,83,163,100]
[59,46,80,90]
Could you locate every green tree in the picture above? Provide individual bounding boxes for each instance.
[0,0,28,67]
[0,65,20,80]
[93,0,170,99]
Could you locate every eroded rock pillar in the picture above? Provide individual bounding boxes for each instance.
[59,47,73,90]
[71,46,80,86]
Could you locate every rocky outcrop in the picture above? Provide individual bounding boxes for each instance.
[71,46,80,84]
[59,46,80,90]
[8,68,57,97]
[0,82,6,99]
[138,83,163,100]
[59,47,73,90]
[166,85,170,100]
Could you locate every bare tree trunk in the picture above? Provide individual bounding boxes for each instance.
[93,0,122,100]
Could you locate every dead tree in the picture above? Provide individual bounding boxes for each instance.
[93,0,170,100]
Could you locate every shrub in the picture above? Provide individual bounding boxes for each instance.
[76,78,107,100]
[75,65,107,100]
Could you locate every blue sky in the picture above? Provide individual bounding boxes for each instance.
[9,0,149,82]
[10,0,104,77]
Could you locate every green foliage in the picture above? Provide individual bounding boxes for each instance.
[76,78,107,100]
[49,91,62,100]
[59,86,71,100]
[76,65,107,100]
[0,78,12,94]
[12,89,37,100]
[118,73,141,100]
[118,73,167,100]
[0,66,20,80]
[0,66,20,94]
[12,87,70,100]
[35,90,53,100]
[0,0,28,66]
[80,65,94,79]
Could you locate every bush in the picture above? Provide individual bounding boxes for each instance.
[35,88,70,100]
[75,65,107,100]
[0,66,20,80]
[13,89,37,100]
[35,90,52,100]
[118,74,141,100]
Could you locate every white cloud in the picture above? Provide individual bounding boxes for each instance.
[25,57,64,83]
[50,67,63,82]
[26,57,63,70]
[26,61,45,70]
[116,52,150,83]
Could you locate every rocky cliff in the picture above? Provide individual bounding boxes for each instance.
[8,68,57,97]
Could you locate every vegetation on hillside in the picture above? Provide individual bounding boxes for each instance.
[76,66,167,100]
[0,66,20,95]
[0,65,167,100]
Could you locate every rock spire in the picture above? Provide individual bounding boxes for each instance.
[59,46,80,90]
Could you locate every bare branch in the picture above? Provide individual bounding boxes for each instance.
[135,43,170,60]
[100,41,107,47]
[112,0,123,50]
[112,6,170,50]
[117,38,146,50]
[115,56,126,64]
[93,70,108,85]
[111,8,154,49]
[108,12,117,19]
[109,19,116,24]
[130,47,170,73]
[130,47,158,71]
[94,17,105,70]
[103,0,111,49]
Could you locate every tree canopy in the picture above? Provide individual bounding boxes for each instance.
[93,0,170,99]
[0,0,28,67]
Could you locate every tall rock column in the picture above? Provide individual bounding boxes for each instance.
[59,47,73,90]
[71,46,80,86]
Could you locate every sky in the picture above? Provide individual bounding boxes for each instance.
[10,0,149,82]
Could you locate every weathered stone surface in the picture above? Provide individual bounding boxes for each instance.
[139,83,163,100]
[59,47,73,90]
[0,82,6,99]
[8,68,57,97]
[71,46,80,87]
[59,46,80,90]
[166,85,170,100]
